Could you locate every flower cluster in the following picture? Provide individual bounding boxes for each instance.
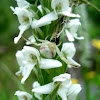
[11,0,83,100]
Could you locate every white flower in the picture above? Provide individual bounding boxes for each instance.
[33,81,42,100]
[16,46,40,84]
[61,42,80,68]
[65,19,84,41]
[14,90,32,100]
[10,0,34,44]
[10,6,33,44]
[26,35,36,45]
[16,46,62,84]
[32,73,82,100]
[31,0,80,29]
[51,0,80,17]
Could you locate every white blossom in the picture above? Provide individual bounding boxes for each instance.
[14,90,32,100]
[37,5,43,14]
[61,42,80,68]
[16,46,62,84]
[16,46,40,84]
[51,0,80,17]
[65,19,84,41]
[10,0,33,44]
[32,73,82,100]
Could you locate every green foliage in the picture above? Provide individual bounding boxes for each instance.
[44,82,60,100]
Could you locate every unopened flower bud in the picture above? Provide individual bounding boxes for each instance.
[40,45,56,58]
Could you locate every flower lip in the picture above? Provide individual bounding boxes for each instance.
[67,84,82,96]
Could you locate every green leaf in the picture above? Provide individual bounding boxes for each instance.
[44,82,60,100]
[40,0,52,10]
[37,60,44,85]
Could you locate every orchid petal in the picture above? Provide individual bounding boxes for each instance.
[33,81,42,100]
[16,51,24,66]
[10,6,15,12]
[59,7,80,18]
[32,12,58,28]
[14,24,29,44]
[74,34,84,40]
[68,19,81,34]
[53,73,71,82]
[22,46,40,60]
[67,57,81,68]
[15,51,25,76]
[61,42,76,58]
[68,84,82,100]
[37,5,43,14]
[32,83,54,94]
[59,11,80,18]
[65,29,74,42]
[57,86,68,100]
[16,0,30,8]
[39,58,62,69]
[21,63,35,84]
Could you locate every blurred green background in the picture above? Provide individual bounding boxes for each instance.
[0,0,100,100]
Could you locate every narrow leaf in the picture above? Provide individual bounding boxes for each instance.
[44,82,60,100]
[37,60,44,85]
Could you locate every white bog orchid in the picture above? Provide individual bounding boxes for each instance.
[32,73,82,100]
[32,0,80,29]
[61,42,80,68]
[51,0,80,17]
[16,46,62,84]
[10,6,33,44]
[65,19,84,41]
[15,90,32,100]
[16,46,40,84]
[10,0,36,44]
